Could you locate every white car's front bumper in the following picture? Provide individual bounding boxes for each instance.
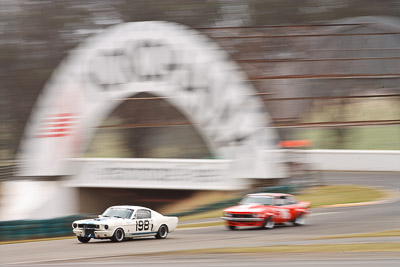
[73,229,113,238]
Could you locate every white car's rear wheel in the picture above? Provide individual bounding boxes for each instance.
[155,225,168,239]
[111,228,125,242]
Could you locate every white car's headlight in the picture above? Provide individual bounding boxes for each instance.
[72,223,77,228]
[104,225,109,230]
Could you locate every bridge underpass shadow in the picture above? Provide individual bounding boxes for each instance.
[78,187,197,215]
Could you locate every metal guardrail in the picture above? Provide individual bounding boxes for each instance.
[0,215,92,242]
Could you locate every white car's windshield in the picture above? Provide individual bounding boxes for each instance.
[240,196,273,205]
[102,208,134,219]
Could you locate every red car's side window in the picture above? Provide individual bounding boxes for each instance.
[274,197,284,206]
[287,196,298,205]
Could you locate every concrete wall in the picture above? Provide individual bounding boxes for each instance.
[0,180,78,221]
[302,150,400,172]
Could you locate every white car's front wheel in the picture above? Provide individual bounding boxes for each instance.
[111,228,125,242]
[77,236,91,243]
[155,225,168,239]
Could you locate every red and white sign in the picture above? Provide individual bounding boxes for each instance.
[35,113,78,138]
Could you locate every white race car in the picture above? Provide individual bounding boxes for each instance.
[72,205,178,243]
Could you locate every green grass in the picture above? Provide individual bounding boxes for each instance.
[297,126,400,150]
[296,185,387,208]
[296,98,400,150]
[160,191,239,216]
[179,210,224,222]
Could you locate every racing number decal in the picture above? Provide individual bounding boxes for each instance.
[277,209,291,220]
[136,220,150,231]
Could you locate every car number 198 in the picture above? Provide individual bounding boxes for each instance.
[136,220,151,231]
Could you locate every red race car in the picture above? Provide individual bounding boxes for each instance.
[221,193,310,230]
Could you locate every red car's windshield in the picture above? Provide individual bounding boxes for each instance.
[240,196,273,205]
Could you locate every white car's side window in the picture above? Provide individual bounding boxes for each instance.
[137,209,151,219]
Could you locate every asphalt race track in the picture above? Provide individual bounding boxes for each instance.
[1,172,400,266]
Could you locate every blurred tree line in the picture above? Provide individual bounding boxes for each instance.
[2,0,400,162]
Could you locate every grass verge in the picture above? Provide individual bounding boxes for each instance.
[0,236,75,245]
[168,242,400,255]
[179,210,223,222]
[296,185,387,208]
[160,191,239,215]
[178,221,224,229]
[310,229,400,240]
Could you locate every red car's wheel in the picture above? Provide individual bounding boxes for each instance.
[227,225,236,230]
[263,216,275,229]
[293,213,306,226]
